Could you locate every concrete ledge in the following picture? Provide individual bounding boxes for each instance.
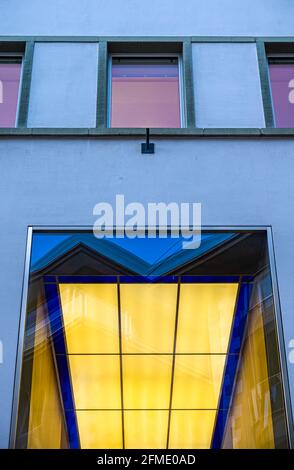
[0,127,294,138]
[261,128,294,136]
[1,36,294,43]
[203,128,261,136]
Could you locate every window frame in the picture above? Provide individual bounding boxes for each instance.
[0,52,24,128]
[9,225,294,449]
[107,52,186,129]
[267,52,294,128]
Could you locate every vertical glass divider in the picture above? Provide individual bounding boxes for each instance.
[117,277,125,449]
[166,277,181,449]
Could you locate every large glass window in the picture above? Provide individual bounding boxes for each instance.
[0,58,22,127]
[269,62,294,127]
[13,230,290,449]
[109,57,182,128]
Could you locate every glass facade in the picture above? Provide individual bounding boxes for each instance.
[14,230,290,449]
[110,57,181,128]
[269,63,294,127]
[0,59,22,127]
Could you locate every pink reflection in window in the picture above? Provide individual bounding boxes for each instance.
[269,64,294,128]
[0,62,22,127]
[110,59,181,128]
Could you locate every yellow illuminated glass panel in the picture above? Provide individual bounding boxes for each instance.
[169,410,216,448]
[120,283,177,353]
[68,355,121,409]
[59,283,119,353]
[176,283,238,353]
[76,411,122,449]
[124,411,169,449]
[123,355,172,409]
[172,355,226,409]
[223,303,275,448]
[28,300,65,448]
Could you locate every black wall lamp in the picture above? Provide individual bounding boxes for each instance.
[141,128,154,154]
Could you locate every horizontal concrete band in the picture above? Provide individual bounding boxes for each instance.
[0,128,294,137]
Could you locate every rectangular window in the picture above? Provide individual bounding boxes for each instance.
[269,59,294,127]
[13,229,290,449]
[109,56,182,128]
[0,57,22,127]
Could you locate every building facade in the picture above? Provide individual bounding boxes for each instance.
[0,0,294,449]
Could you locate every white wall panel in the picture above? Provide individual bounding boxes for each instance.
[192,43,265,128]
[27,43,98,128]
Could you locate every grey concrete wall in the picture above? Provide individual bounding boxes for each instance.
[27,43,99,128]
[0,138,294,446]
[192,43,265,128]
[0,0,294,36]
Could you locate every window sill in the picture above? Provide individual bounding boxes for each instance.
[1,127,294,137]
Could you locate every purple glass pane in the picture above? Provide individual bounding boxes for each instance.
[0,63,22,127]
[269,64,294,128]
[111,61,181,128]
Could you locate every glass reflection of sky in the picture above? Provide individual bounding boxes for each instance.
[110,236,184,263]
[30,232,233,272]
[30,233,189,267]
[30,234,71,267]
